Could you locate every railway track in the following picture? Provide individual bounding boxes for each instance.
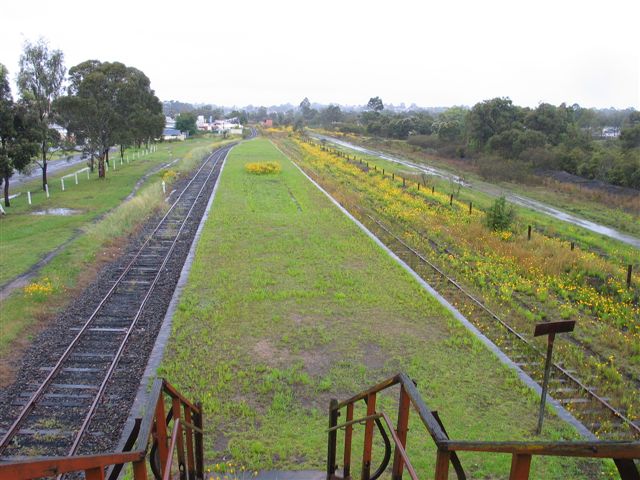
[0,143,235,459]
[291,138,639,441]
[354,207,639,440]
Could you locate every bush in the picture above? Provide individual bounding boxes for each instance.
[485,196,514,231]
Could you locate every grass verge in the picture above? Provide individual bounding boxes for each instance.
[0,137,234,383]
[159,138,603,478]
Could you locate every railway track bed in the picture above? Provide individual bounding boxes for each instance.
[0,144,234,460]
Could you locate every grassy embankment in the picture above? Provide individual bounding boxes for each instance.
[159,138,605,478]
[317,130,640,243]
[0,136,233,379]
[268,132,639,439]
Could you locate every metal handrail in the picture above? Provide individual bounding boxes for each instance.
[327,372,640,480]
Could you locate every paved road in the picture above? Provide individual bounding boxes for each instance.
[12,152,88,188]
[312,133,640,249]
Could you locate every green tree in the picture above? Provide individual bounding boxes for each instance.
[367,96,384,112]
[319,104,343,127]
[175,112,198,136]
[0,64,39,206]
[485,196,515,231]
[57,60,161,178]
[17,39,66,190]
[467,97,523,147]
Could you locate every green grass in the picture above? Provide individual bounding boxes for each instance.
[159,138,603,478]
[0,137,226,286]
[0,137,233,367]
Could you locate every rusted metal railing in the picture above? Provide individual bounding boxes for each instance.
[0,378,204,480]
[327,372,640,480]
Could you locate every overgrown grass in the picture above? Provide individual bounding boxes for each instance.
[320,131,640,239]
[0,137,232,382]
[159,138,602,478]
[270,134,639,440]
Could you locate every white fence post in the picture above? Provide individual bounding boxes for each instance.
[61,178,65,191]
[27,191,31,205]
[113,160,116,171]
[0,203,5,215]
[45,184,50,198]
[74,173,78,184]
[162,180,166,194]
[106,161,109,172]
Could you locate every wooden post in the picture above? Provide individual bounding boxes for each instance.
[449,194,453,206]
[132,459,148,480]
[402,177,406,187]
[528,225,532,241]
[417,183,420,191]
[327,399,338,480]
[194,402,204,479]
[434,449,450,480]
[343,403,354,479]
[184,406,196,480]
[85,467,105,480]
[392,173,395,180]
[172,398,187,480]
[627,264,633,289]
[509,454,532,479]
[391,386,411,480]
[469,202,473,214]
[155,394,169,478]
[361,393,377,480]
[432,186,435,194]
[570,241,575,251]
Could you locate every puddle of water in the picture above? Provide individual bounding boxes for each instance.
[32,208,81,216]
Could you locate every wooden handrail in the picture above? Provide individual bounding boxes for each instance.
[0,378,204,480]
[327,373,640,480]
[379,412,418,480]
[442,440,640,458]
[162,419,182,480]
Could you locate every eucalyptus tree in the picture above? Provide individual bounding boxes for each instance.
[56,60,163,178]
[0,64,39,206]
[17,39,66,190]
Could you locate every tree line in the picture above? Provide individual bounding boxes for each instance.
[0,39,164,206]
[265,97,640,190]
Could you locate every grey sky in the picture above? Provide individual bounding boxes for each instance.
[2,0,639,109]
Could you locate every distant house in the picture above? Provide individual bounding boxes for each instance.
[262,119,273,128]
[212,118,243,135]
[163,128,186,141]
[602,127,620,138]
[165,116,176,129]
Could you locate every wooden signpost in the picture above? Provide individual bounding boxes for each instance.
[534,320,576,434]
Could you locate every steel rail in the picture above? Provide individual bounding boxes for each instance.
[363,210,640,437]
[65,145,232,456]
[0,145,232,455]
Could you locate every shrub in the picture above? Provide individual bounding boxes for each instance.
[485,196,515,231]
[245,162,282,175]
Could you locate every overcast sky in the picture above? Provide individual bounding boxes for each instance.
[2,0,639,109]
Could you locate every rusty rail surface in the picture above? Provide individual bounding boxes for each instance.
[0,378,204,480]
[326,373,640,480]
